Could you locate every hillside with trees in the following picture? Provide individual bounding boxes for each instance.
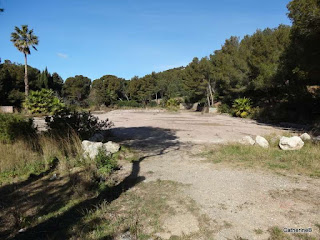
[1,0,319,123]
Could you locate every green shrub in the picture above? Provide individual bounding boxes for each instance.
[166,98,182,108]
[24,89,65,115]
[232,98,252,118]
[0,113,36,143]
[218,103,231,114]
[147,101,158,108]
[116,100,143,108]
[45,110,113,139]
[95,148,118,176]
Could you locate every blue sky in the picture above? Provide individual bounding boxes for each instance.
[0,0,291,81]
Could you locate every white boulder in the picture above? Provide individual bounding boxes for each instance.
[240,136,255,145]
[104,141,120,154]
[255,136,269,148]
[82,140,120,159]
[82,141,104,159]
[300,133,311,141]
[279,136,304,151]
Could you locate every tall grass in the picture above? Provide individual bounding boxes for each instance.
[0,131,84,184]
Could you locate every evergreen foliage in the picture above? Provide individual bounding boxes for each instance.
[24,89,65,115]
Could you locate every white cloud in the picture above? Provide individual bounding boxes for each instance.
[57,52,68,59]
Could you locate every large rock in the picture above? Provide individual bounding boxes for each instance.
[82,140,104,159]
[82,140,120,159]
[255,136,269,148]
[104,141,120,153]
[191,102,200,111]
[240,136,255,146]
[300,133,311,141]
[279,136,304,151]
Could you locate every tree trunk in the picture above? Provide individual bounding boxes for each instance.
[206,87,211,107]
[24,53,29,97]
[208,81,215,106]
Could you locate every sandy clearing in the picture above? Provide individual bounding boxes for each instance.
[95,110,320,239]
[97,109,284,144]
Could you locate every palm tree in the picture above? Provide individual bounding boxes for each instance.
[11,25,39,96]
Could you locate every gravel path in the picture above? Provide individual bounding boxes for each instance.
[98,110,320,239]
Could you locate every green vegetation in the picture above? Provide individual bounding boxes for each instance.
[62,75,91,106]
[115,100,143,108]
[0,133,81,184]
[45,110,113,139]
[166,98,182,109]
[10,25,39,97]
[232,98,252,118]
[0,113,35,143]
[24,89,65,115]
[95,148,118,176]
[3,0,320,124]
[201,137,320,177]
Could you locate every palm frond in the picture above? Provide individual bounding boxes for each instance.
[11,25,39,55]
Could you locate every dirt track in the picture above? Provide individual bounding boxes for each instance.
[96,110,320,240]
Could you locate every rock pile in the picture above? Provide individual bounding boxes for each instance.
[239,132,312,151]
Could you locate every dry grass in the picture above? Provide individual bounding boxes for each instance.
[0,132,84,184]
[0,140,44,181]
[201,137,320,177]
[71,180,215,240]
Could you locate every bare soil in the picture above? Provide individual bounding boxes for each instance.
[98,110,320,239]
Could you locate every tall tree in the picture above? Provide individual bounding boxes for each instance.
[63,75,91,104]
[11,25,39,96]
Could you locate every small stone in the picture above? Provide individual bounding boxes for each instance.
[49,173,57,181]
[300,133,311,141]
[255,136,269,148]
[119,231,132,240]
[239,136,255,145]
[314,136,320,141]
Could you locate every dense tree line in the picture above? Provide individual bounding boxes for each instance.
[0,61,63,107]
[1,0,319,122]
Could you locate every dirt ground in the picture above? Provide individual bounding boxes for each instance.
[97,110,320,240]
[97,109,284,144]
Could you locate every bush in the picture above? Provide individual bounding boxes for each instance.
[116,100,143,108]
[45,110,113,139]
[232,98,252,118]
[166,98,182,108]
[218,103,231,114]
[0,113,36,143]
[95,148,118,176]
[24,89,65,115]
[147,101,158,108]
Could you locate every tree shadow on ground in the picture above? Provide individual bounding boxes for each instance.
[255,119,312,133]
[3,127,180,240]
[108,127,179,152]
